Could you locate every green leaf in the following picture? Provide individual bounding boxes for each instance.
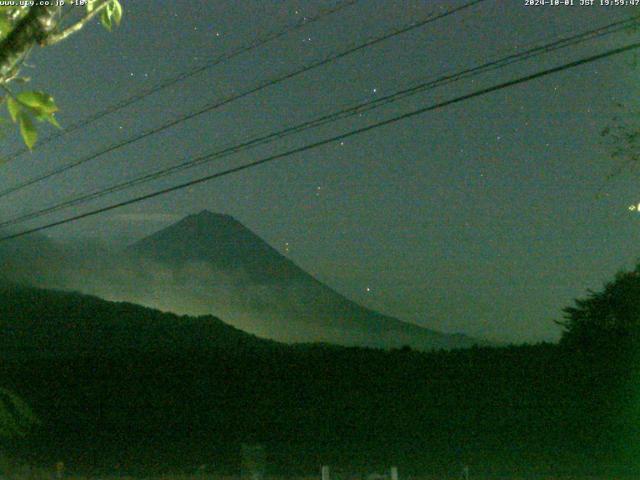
[100,1,123,32]
[0,16,11,38]
[7,97,20,123]
[34,111,61,129]
[111,0,123,26]
[17,112,36,150]
[100,8,112,31]
[46,113,61,129]
[16,90,57,114]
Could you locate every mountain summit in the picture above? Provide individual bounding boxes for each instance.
[123,211,480,350]
[129,210,306,284]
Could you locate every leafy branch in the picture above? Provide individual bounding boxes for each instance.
[2,85,59,150]
[0,0,123,150]
[43,0,122,45]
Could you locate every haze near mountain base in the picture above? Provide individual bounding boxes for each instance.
[0,210,481,351]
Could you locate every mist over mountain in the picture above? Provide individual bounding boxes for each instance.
[0,211,481,350]
[0,232,66,284]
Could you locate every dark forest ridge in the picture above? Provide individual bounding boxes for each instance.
[0,282,277,359]
[0,282,634,476]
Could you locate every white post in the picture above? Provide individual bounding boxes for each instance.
[390,466,398,480]
[321,465,330,480]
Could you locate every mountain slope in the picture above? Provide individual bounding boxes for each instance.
[123,210,480,350]
[0,282,276,359]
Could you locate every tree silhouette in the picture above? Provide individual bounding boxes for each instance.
[558,265,640,351]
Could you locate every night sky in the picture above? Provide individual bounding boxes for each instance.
[0,0,637,343]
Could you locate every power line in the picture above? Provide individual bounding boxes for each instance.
[1,39,637,243]
[0,0,487,200]
[0,21,634,229]
[0,15,636,229]
[1,0,360,162]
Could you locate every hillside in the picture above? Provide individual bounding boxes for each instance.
[0,284,634,477]
[0,283,276,359]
